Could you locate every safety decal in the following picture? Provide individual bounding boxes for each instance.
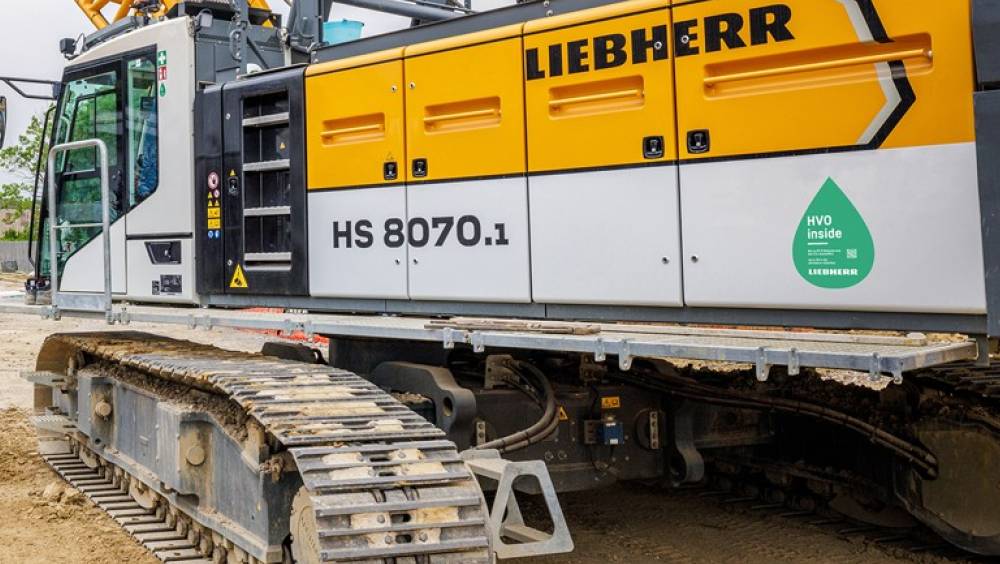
[157,50,168,98]
[230,264,249,289]
[793,178,874,289]
[558,406,569,422]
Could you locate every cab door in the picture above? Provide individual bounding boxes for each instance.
[45,60,128,295]
[674,0,984,313]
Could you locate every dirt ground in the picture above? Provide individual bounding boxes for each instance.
[0,277,964,564]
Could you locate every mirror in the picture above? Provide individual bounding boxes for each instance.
[0,96,6,149]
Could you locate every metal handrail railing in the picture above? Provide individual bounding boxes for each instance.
[47,138,112,322]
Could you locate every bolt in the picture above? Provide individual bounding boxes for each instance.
[661,257,670,264]
[418,532,428,542]
[186,445,206,467]
[409,82,416,89]
[377,515,386,524]
[391,85,398,92]
[94,400,113,418]
[690,255,700,263]
[384,535,394,545]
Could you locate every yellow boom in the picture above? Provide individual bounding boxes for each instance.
[74,0,272,30]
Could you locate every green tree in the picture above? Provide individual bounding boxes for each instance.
[0,111,52,238]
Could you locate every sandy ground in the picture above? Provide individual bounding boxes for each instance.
[0,277,964,564]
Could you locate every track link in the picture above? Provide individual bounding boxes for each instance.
[32,332,492,563]
[43,450,213,563]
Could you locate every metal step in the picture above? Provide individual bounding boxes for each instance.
[53,292,109,313]
[243,159,290,173]
[242,112,289,128]
[30,414,76,435]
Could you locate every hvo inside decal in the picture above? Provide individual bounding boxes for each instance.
[793,178,874,289]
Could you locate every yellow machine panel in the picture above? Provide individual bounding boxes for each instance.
[404,26,527,182]
[306,50,406,190]
[673,0,974,160]
[875,0,976,150]
[523,0,676,172]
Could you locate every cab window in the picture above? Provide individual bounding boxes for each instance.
[126,54,158,206]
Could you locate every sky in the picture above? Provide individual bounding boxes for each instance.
[0,0,512,185]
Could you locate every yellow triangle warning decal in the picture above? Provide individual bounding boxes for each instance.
[558,406,569,421]
[229,169,237,177]
[229,264,249,289]
[279,142,286,150]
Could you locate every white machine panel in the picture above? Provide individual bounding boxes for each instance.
[308,187,408,299]
[126,238,194,302]
[407,178,530,302]
[529,167,683,306]
[60,221,127,294]
[680,143,987,313]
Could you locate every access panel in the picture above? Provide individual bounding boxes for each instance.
[523,0,682,306]
[404,26,530,302]
[220,68,308,296]
[675,0,986,313]
[305,50,408,299]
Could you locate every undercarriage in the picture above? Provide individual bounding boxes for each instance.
[25,329,1000,562]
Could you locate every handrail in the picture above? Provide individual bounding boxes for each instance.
[47,138,112,322]
[423,108,500,125]
[548,88,643,109]
[704,48,932,87]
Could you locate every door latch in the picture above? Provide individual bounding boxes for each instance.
[687,130,710,154]
[384,161,398,181]
[412,158,428,178]
[643,136,665,160]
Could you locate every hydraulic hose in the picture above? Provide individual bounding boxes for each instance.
[615,370,939,478]
[475,360,557,453]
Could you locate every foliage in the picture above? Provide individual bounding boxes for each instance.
[0,111,52,237]
[1,228,25,241]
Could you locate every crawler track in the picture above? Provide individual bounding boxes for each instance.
[32,333,491,563]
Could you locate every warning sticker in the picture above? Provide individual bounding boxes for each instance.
[230,264,249,289]
[793,178,874,289]
[558,406,569,421]
[601,396,621,410]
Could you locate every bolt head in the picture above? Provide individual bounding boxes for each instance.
[186,445,206,467]
[94,401,113,418]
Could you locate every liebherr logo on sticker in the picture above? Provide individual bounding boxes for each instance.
[793,178,874,289]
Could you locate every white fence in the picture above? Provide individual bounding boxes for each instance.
[0,241,31,272]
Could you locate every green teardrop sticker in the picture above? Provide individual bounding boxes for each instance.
[793,178,874,289]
